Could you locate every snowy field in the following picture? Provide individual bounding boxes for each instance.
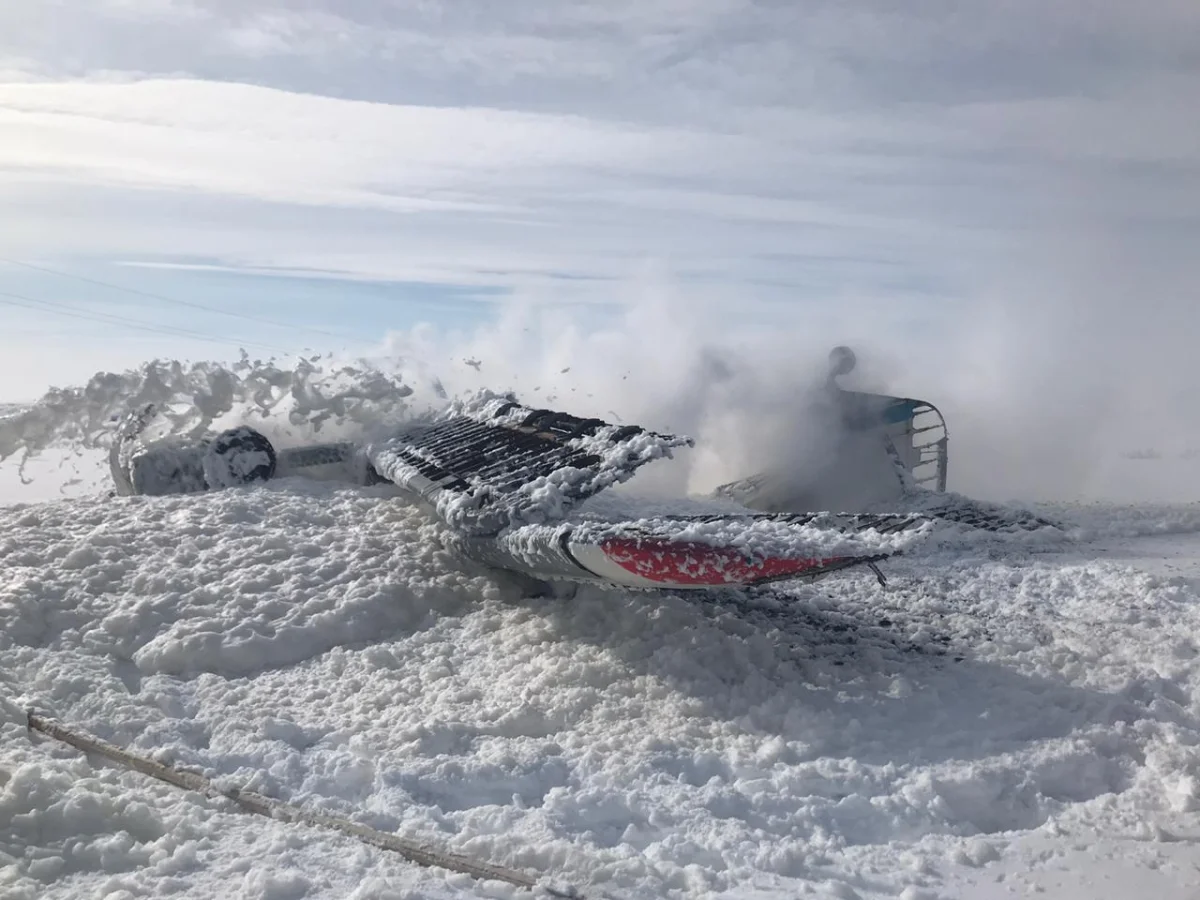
[3,365,1200,899]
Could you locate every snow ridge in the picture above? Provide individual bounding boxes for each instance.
[5,479,1200,899]
[6,365,1200,899]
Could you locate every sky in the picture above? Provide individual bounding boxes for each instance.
[2,2,1200,499]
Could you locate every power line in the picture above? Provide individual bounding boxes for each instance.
[0,289,288,354]
[0,290,284,352]
[0,257,375,347]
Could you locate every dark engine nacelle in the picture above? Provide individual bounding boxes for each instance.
[110,404,278,496]
[202,426,278,489]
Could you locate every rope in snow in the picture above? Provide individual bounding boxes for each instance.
[26,712,585,898]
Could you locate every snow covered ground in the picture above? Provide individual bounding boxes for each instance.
[3,368,1200,899]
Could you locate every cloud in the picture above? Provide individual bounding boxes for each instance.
[0,76,993,296]
[7,2,1200,114]
[0,79,669,213]
[4,2,1197,297]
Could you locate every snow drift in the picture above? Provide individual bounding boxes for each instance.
[4,356,1200,899]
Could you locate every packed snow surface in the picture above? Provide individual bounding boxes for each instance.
[4,360,1200,899]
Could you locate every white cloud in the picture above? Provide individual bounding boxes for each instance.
[0,76,993,293]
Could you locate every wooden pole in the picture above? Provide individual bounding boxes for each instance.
[26,711,583,898]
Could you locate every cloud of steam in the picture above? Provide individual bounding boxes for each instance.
[376,215,1200,509]
[378,279,899,500]
[926,182,1200,503]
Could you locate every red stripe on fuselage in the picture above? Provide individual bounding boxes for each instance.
[598,537,843,586]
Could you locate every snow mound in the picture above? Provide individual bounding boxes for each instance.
[4,479,1200,898]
